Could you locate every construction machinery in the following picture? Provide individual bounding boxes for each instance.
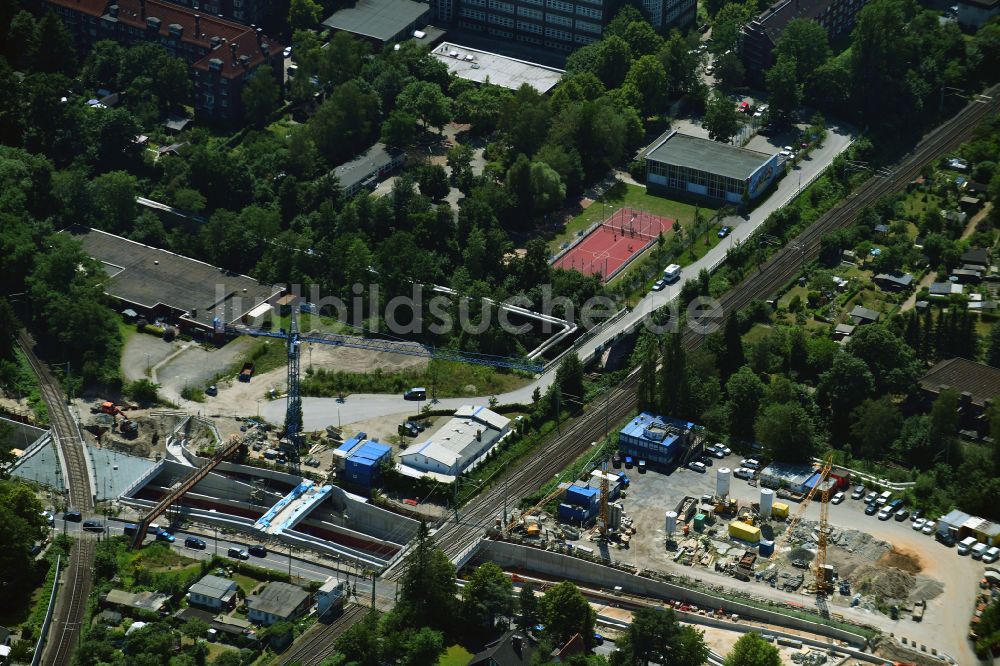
[506,482,567,534]
[767,454,835,594]
[229,306,543,465]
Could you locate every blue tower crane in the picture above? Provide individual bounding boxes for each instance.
[228,308,544,461]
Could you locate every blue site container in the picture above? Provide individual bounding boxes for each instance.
[565,484,599,507]
[759,539,775,557]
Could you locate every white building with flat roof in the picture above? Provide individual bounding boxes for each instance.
[431,43,563,93]
[399,405,511,477]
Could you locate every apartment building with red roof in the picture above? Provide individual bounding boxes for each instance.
[42,0,283,122]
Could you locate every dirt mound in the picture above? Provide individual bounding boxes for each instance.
[878,547,922,574]
[909,575,944,602]
[850,562,916,601]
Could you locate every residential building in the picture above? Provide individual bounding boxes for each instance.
[739,0,868,84]
[928,282,964,298]
[872,272,913,292]
[334,143,405,199]
[322,0,432,46]
[163,0,268,25]
[919,357,1000,438]
[247,582,311,625]
[961,247,991,271]
[848,305,880,325]
[188,574,238,610]
[618,412,694,468]
[957,0,1000,28]
[468,631,536,665]
[40,0,284,122]
[643,131,781,204]
[0,626,10,665]
[399,405,511,477]
[550,634,586,662]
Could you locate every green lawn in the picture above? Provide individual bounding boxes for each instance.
[438,644,474,666]
[549,182,716,254]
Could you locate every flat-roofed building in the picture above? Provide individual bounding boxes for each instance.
[431,42,564,93]
[333,143,405,199]
[65,226,282,336]
[247,582,311,625]
[323,0,432,45]
[643,131,780,205]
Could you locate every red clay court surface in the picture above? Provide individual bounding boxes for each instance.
[552,207,674,282]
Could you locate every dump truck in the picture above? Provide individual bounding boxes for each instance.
[239,362,255,382]
[912,599,926,621]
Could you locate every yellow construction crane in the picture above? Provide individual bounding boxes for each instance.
[767,454,835,593]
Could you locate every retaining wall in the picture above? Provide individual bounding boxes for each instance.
[477,540,870,648]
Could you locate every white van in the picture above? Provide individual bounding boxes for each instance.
[875,491,892,507]
[663,264,681,283]
[971,542,989,560]
[984,547,1000,563]
[958,536,978,555]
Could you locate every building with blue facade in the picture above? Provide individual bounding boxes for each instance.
[336,436,392,489]
[618,412,694,469]
[644,131,780,205]
[558,483,599,524]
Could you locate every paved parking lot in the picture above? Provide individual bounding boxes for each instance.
[563,452,985,665]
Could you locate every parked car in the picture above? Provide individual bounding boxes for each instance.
[64,508,82,522]
[734,467,754,480]
[912,518,926,531]
[936,531,955,546]
[718,445,732,455]
[831,492,845,505]
[878,508,892,521]
[398,422,420,437]
[82,519,104,532]
[888,499,904,512]
[864,492,878,504]
[205,385,218,396]
[638,460,647,473]
[651,279,667,292]
[156,530,175,543]
[984,546,1000,564]
[406,420,426,432]
[185,536,206,549]
[249,545,267,558]
[707,446,725,459]
[698,455,713,467]
[227,547,249,560]
[283,46,292,58]
[865,503,879,516]
[894,509,909,521]
[593,633,604,646]
[911,508,925,521]
[922,520,936,535]
[612,452,622,468]
[688,460,707,473]
[740,458,761,470]
[403,387,426,401]
[717,226,731,238]
[851,485,866,500]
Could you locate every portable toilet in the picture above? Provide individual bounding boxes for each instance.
[693,513,706,532]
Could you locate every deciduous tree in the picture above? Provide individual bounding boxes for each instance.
[704,91,739,143]
[724,632,781,666]
[241,65,281,128]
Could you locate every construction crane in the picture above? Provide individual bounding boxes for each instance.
[506,482,568,534]
[767,453,835,593]
[599,457,610,538]
[229,306,544,463]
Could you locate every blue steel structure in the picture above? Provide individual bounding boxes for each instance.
[228,307,543,461]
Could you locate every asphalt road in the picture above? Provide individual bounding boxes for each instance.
[52,516,396,606]
[263,123,855,432]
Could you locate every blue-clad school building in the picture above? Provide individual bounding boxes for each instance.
[618,412,695,469]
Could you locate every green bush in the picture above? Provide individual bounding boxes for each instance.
[181,386,205,402]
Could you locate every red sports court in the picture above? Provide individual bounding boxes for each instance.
[552,207,674,282]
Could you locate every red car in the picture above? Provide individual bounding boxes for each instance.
[738,101,750,113]
[403,498,418,506]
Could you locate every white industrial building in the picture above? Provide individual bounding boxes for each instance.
[399,405,510,477]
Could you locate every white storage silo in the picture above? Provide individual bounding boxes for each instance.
[760,488,774,518]
[665,510,678,536]
[716,467,731,498]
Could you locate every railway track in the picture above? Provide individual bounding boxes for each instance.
[387,86,1000,577]
[17,332,96,666]
[277,604,368,666]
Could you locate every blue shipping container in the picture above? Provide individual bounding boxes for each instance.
[565,485,599,507]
